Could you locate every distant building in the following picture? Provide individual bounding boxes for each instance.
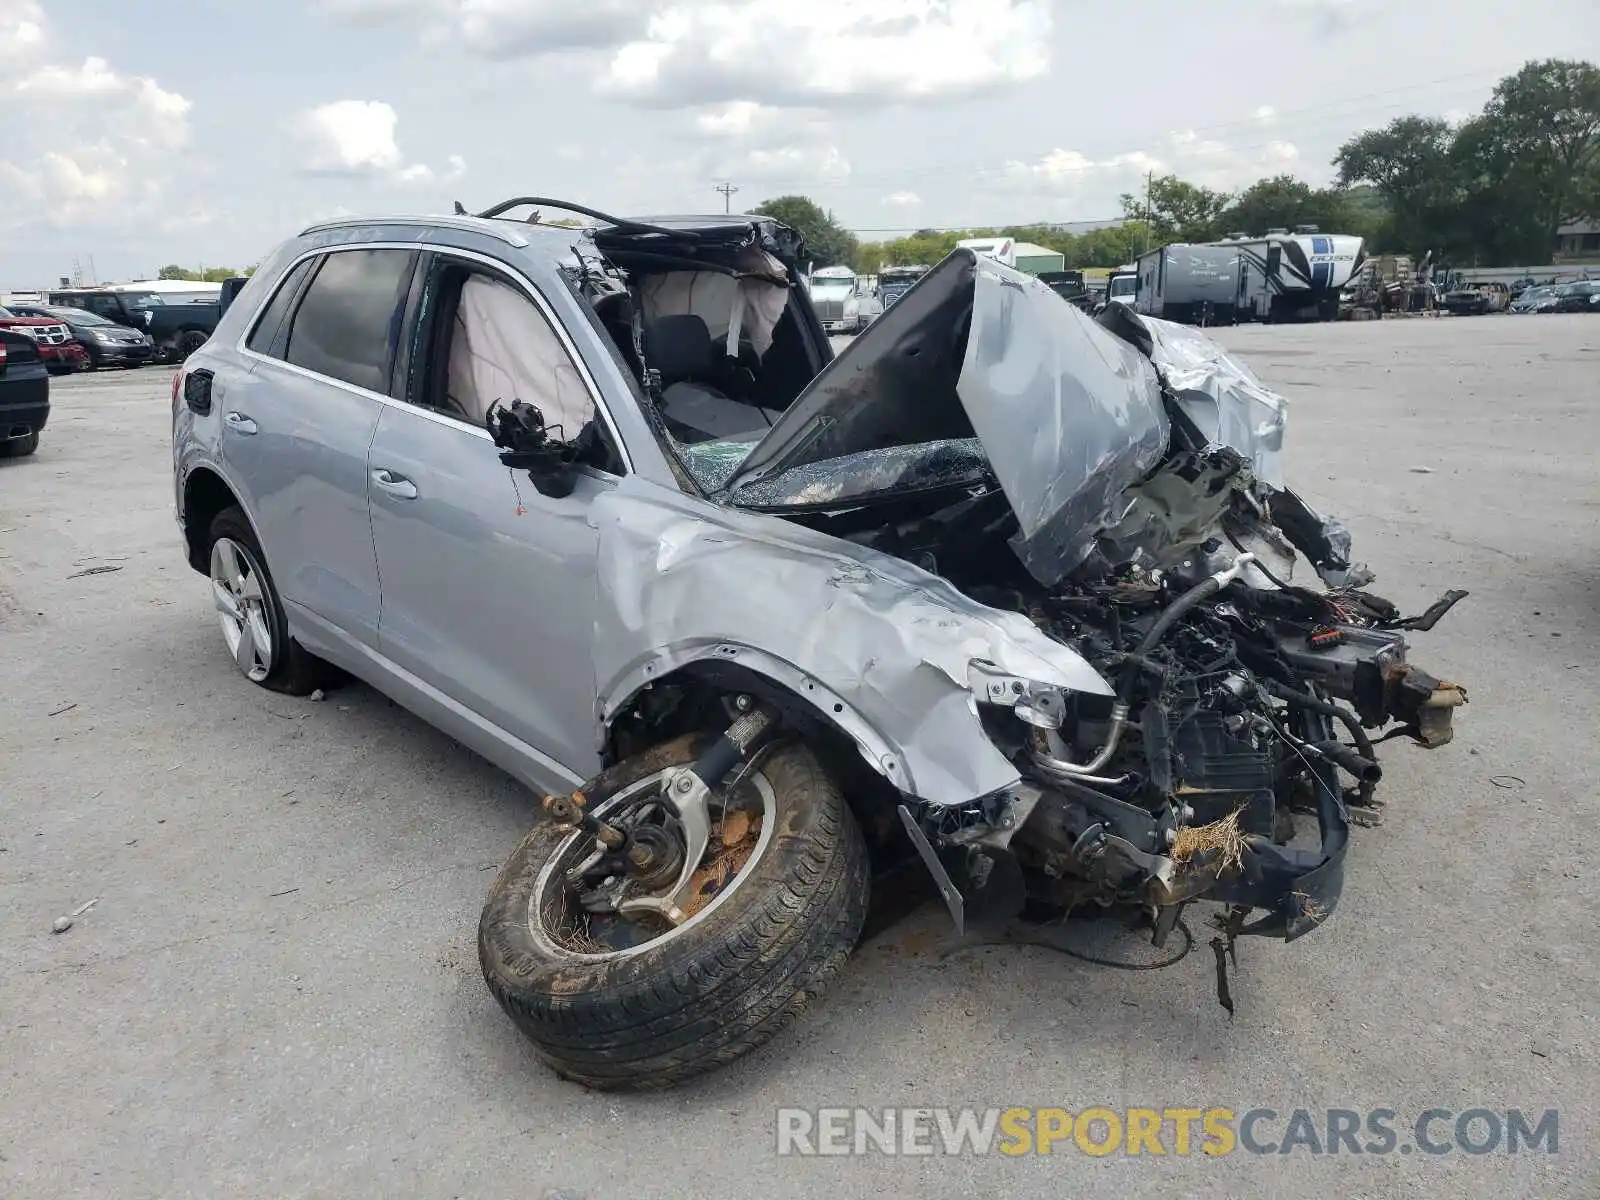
[1555,220,1600,262]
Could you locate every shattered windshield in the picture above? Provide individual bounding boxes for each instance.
[678,438,761,493]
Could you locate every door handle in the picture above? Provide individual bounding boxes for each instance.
[223,411,257,435]
[371,469,419,500]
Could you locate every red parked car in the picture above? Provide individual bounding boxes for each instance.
[0,307,89,375]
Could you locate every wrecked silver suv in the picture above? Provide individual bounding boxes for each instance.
[173,199,1465,1091]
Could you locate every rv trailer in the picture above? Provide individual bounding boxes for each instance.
[1133,244,1246,326]
[1214,227,1366,322]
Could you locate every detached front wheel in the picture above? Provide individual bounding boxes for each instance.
[478,733,869,1090]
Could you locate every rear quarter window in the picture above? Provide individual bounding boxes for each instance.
[246,259,318,356]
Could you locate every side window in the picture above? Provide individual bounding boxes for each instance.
[88,295,119,318]
[427,266,595,441]
[246,258,317,355]
[284,248,415,393]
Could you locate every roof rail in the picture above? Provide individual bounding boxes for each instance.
[297,213,530,248]
[460,196,697,241]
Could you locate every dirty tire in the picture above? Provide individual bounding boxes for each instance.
[479,734,870,1090]
[207,505,327,695]
[176,329,209,360]
[5,431,39,457]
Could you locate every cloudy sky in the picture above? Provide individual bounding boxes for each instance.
[1,0,1596,285]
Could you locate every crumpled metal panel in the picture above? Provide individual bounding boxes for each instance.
[590,476,1113,807]
[1139,316,1288,488]
[958,261,1170,585]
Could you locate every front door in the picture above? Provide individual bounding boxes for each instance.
[366,254,619,781]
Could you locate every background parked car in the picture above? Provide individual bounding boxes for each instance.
[4,302,155,368]
[1551,280,1600,312]
[1509,285,1560,313]
[48,284,220,362]
[0,327,50,457]
[0,307,88,374]
[1443,281,1510,315]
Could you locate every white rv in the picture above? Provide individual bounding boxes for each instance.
[955,237,1017,268]
[1213,228,1366,322]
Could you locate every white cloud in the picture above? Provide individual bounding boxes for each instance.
[295,101,466,187]
[324,0,1052,110]
[0,19,195,234]
[604,0,1051,108]
[1254,105,1276,125]
[695,101,781,138]
[709,143,851,186]
[0,2,47,77]
[1005,131,1303,203]
[881,191,922,208]
[396,154,469,186]
[298,100,405,173]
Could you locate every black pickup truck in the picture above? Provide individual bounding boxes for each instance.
[48,286,222,363]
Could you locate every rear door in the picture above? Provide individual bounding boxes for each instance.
[364,250,619,781]
[225,247,416,646]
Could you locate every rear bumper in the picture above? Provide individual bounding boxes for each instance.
[1,376,50,438]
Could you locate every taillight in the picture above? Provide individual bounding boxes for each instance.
[0,341,7,371]
[172,369,183,417]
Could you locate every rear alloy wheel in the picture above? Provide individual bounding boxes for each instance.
[206,506,325,694]
[210,536,276,683]
[479,733,870,1090]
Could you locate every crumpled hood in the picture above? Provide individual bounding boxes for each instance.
[723,251,1172,584]
[722,249,1289,585]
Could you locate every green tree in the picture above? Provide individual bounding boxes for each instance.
[750,195,859,269]
[158,263,250,282]
[1471,59,1600,246]
[1334,115,1463,252]
[1121,175,1231,243]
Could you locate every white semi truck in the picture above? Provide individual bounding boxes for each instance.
[804,266,884,334]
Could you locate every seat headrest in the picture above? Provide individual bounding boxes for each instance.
[643,314,715,380]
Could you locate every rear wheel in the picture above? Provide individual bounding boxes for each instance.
[479,733,870,1090]
[206,506,325,694]
[176,330,209,360]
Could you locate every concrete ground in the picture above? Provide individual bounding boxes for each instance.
[3,314,1596,1199]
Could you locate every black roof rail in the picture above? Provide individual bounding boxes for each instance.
[455,196,698,241]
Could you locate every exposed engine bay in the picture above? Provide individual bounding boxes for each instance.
[841,461,1468,946]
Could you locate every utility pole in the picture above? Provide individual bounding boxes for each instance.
[714,182,740,214]
[1143,169,1154,256]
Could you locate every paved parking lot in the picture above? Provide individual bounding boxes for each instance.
[3,315,1597,1199]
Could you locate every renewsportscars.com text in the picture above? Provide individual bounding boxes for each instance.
[775,1106,1559,1158]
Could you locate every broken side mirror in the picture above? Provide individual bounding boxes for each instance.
[485,399,579,499]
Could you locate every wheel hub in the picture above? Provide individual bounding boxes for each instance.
[532,769,777,962]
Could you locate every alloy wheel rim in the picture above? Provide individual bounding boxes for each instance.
[529,767,779,962]
[209,537,274,683]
